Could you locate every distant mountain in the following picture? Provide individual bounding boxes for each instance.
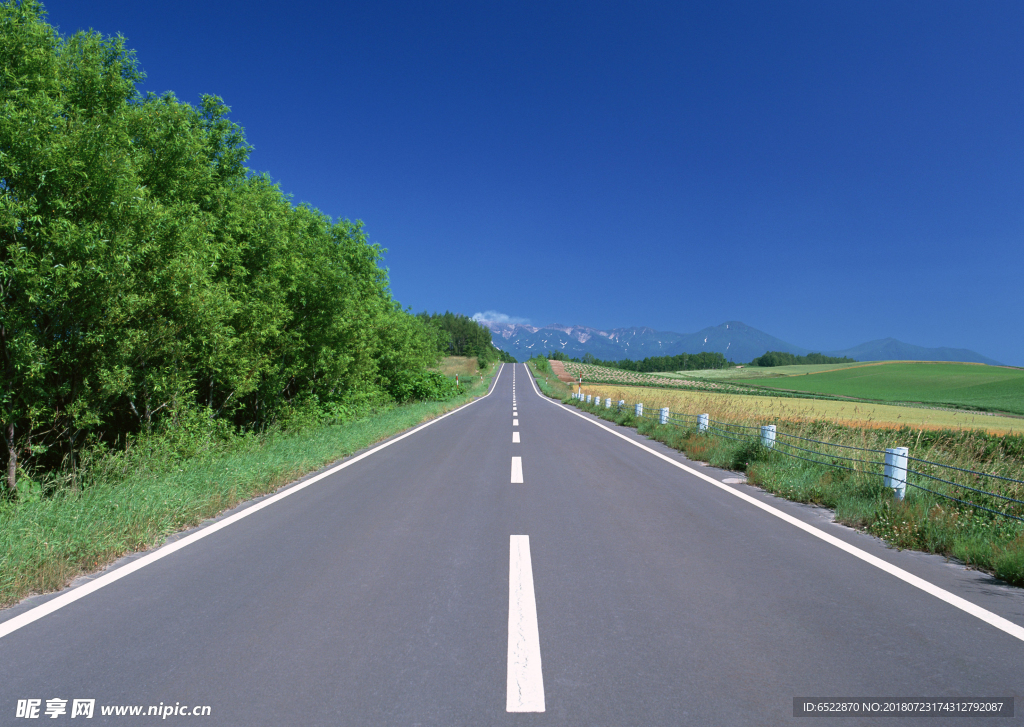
[478,319,1002,366]
[482,320,809,363]
[826,338,1002,366]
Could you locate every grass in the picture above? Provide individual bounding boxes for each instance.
[0,364,500,608]
[579,383,1024,435]
[665,361,872,380]
[558,361,749,393]
[434,355,484,377]
[744,362,1024,416]
[529,357,574,399]
[533,367,1024,588]
[563,359,1024,420]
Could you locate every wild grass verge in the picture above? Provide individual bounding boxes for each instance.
[530,364,1024,588]
[528,357,574,400]
[0,369,498,609]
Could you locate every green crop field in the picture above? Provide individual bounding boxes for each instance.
[743,362,1024,415]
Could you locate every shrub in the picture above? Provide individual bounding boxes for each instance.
[387,370,460,403]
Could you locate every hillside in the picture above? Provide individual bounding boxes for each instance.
[827,339,1002,366]
[744,362,1024,416]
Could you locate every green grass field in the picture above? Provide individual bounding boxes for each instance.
[742,362,1024,415]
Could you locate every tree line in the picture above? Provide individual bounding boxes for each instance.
[749,351,856,367]
[418,312,516,367]
[547,350,733,371]
[547,348,857,372]
[0,1,449,494]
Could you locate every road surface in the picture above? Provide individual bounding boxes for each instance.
[1,363,1021,724]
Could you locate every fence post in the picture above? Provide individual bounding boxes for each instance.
[586,394,592,404]
[605,397,612,408]
[698,413,709,432]
[885,447,909,500]
[635,402,643,417]
[618,400,625,411]
[660,407,669,425]
[760,424,776,449]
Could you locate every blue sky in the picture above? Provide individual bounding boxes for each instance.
[41,0,1024,364]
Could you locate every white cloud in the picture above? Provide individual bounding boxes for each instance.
[472,310,531,325]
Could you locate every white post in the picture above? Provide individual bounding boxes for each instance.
[635,402,643,417]
[760,424,776,449]
[660,407,669,425]
[605,397,612,408]
[885,447,909,500]
[698,413,709,432]
[586,394,592,404]
[618,400,625,411]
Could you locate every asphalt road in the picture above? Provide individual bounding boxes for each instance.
[1,362,1021,725]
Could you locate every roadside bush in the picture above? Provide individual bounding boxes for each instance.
[387,370,460,403]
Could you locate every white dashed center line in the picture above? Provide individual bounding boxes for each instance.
[513,431,520,443]
[513,419,519,426]
[507,535,545,712]
[511,456,523,483]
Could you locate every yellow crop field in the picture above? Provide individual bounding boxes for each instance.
[577,383,1024,435]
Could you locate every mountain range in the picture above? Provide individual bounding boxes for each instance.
[479,319,1003,366]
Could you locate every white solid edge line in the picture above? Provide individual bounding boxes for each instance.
[511,456,524,484]
[0,364,509,641]
[507,534,545,712]
[523,365,1024,643]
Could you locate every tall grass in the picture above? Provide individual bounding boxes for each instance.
[528,357,574,399]
[540,368,1024,587]
[0,369,498,608]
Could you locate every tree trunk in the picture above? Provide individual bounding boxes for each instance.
[5,422,16,497]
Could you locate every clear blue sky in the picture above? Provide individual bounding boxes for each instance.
[41,0,1024,364]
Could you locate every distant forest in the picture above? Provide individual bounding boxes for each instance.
[418,312,516,366]
[547,350,733,371]
[750,351,856,367]
[546,348,857,372]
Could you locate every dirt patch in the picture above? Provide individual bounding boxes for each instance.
[549,360,577,383]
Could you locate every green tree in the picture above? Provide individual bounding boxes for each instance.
[0,1,449,493]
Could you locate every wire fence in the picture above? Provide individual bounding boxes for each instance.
[571,391,1024,524]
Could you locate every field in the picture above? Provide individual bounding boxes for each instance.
[556,370,1024,587]
[742,362,1024,416]
[578,383,1024,435]
[434,356,482,377]
[558,361,747,393]
[665,362,870,381]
